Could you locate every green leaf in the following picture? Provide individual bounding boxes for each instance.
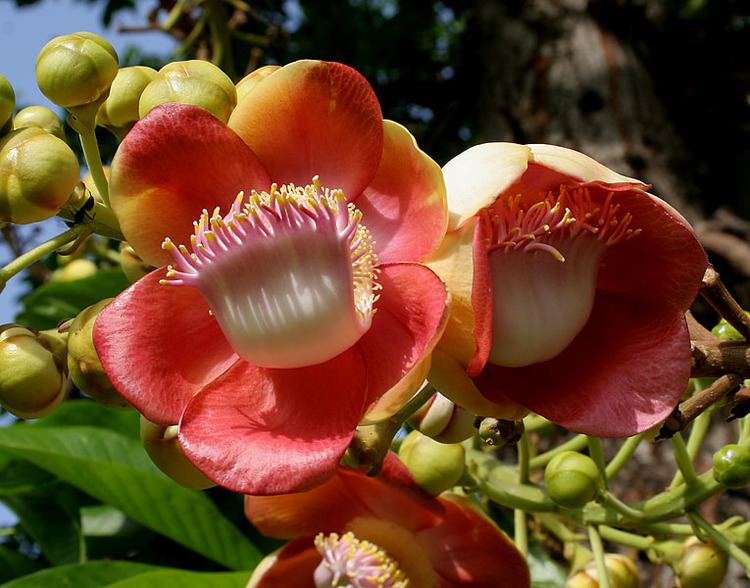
[107,570,251,588]
[15,269,130,329]
[0,561,157,588]
[0,547,42,584]
[1,485,85,566]
[0,426,261,570]
[33,401,139,439]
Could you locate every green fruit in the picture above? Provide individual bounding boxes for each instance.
[545,451,600,509]
[399,430,465,495]
[676,536,728,588]
[13,105,65,140]
[97,66,158,133]
[713,444,750,489]
[0,74,15,133]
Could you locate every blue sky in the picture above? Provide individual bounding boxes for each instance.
[0,0,177,322]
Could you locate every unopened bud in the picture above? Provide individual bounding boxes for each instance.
[676,536,728,588]
[67,299,128,408]
[97,66,158,137]
[119,242,154,283]
[36,32,118,108]
[139,60,236,123]
[140,416,215,489]
[398,430,465,495]
[409,391,475,444]
[235,65,280,103]
[0,74,15,134]
[0,127,79,224]
[0,325,66,418]
[477,416,524,447]
[712,444,750,489]
[55,258,97,282]
[13,106,65,140]
[545,451,600,509]
[567,554,639,588]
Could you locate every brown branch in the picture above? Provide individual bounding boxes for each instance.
[699,265,750,340]
[657,373,743,440]
[692,340,750,378]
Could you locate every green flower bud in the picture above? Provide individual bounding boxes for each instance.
[13,105,65,140]
[97,66,158,136]
[408,391,475,444]
[477,416,524,447]
[0,325,66,418]
[236,65,280,103]
[140,416,215,489]
[36,32,118,108]
[0,127,80,224]
[0,73,15,134]
[67,299,129,408]
[711,313,750,341]
[57,258,98,282]
[139,60,237,123]
[676,537,728,588]
[567,554,639,588]
[545,451,600,509]
[712,444,750,489]
[398,430,465,495]
[119,242,154,283]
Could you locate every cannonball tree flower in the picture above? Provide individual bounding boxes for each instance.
[93,60,449,494]
[428,143,707,436]
[244,454,530,587]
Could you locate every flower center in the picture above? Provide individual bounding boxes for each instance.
[313,531,410,588]
[485,187,640,367]
[161,178,379,368]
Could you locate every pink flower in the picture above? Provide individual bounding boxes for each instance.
[244,454,530,587]
[93,60,449,494]
[428,143,707,436]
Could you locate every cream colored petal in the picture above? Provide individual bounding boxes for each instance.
[361,354,432,424]
[427,219,477,368]
[527,144,639,184]
[443,143,531,231]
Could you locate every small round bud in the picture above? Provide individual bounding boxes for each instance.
[0,73,15,133]
[56,258,98,282]
[398,430,465,495]
[676,536,728,588]
[36,32,118,108]
[97,66,158,134]
[139,60,237,123]
[567,554,639,588]
[711,313,750,341]
[235,65,280,103]
[140,416,215,489]
[119,242,154,283]
[13,105,65,140]
[712,444,750,489]
[67,299,128,408]
[477,416,524,447]
[0,127,80,224]
[545,451,600,509]
[0,325,66,419]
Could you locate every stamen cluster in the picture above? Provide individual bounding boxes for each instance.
[314,531,409,588]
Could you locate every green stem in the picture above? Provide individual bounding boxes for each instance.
[670,407,710,487]
[740,416,750,446]
[79,129,110,208]
[588,437,608,490]
[529,434,588,469]
[598,491,647,522]
[523,414,553,433]
[606,434,644,480]
[518,434,530,483]
[598,525,654,551]
[588,525,611,588]
[671,433,699,487]
[162,0,187,31]
[514,509,528,556]
[689,512,750,575]
[0,225,86,286]
[388,384,435,427]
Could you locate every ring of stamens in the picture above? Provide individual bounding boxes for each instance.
[313,531,409,588]
[159,177,380,368]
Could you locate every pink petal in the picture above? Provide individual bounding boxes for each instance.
[247,538,319,588]
[592,183,707,311]
[110,103,270,266]
[93,271,238,425]
[228,60,383,199]
[178,347,368,495]
[357,263,449,422]
[419,495,530,587]
[355,120,447,263]
[475,292,691,437]
[244,457,443,539]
